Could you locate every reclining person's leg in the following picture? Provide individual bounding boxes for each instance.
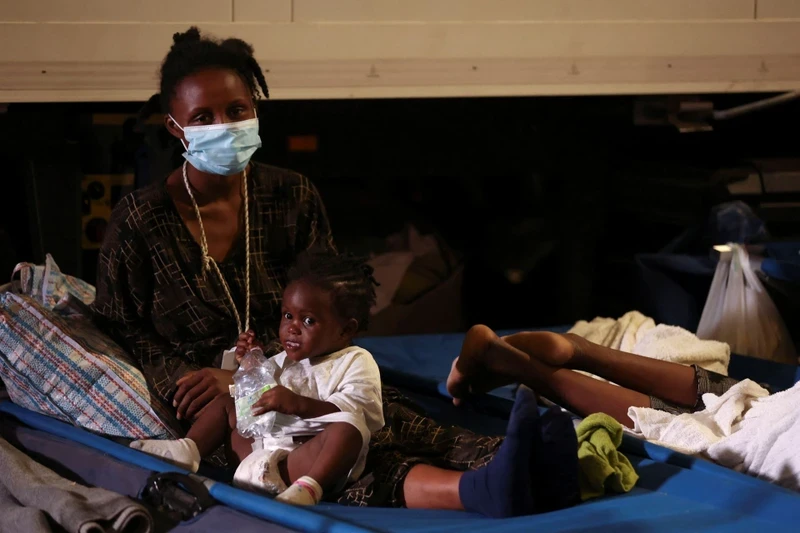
[502,330,698,407]
[447,325,655,426]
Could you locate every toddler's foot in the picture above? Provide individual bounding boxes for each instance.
[233,449,289,495]
[275,476,323,506]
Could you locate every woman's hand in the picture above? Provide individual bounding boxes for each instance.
[174,368,234,421]
[252,385,303,416]
[235,330,264,362]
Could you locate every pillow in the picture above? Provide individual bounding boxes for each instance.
[0,291,180,439]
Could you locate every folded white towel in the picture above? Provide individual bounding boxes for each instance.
[629,379,800,491]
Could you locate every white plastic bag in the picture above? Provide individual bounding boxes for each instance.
[696,244,796,364]
[233,348,279,439]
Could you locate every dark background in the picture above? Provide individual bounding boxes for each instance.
[1,93,798,332]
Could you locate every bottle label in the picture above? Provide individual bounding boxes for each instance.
[235,383,274,419]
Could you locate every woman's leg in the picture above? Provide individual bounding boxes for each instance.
[336,385,577,515]
[378,386,503,510]
[402,386,579,517]
[447,325,660,426]
[402,466,463,510]
[334,385,492,509]
[352,387,574,516]
[402,387,542,517]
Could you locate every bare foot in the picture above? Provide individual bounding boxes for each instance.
[446,325,520,406]
[500,331,580,368]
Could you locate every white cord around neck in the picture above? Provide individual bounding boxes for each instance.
[182,161,250,334]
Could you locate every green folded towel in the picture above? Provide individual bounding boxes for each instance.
[576,413,639,501]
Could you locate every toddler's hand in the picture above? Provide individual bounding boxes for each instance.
[235,330,263,362]
[252,385,302,417]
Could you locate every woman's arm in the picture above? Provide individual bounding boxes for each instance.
[91,199,230,417]
[92,221,187,395]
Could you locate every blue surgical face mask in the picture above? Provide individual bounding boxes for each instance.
[169,114,262,176]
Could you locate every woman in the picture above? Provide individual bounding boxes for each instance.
[92,28,335,421]
[92,27,579,517]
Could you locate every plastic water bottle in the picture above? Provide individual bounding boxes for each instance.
[233,347,279,438]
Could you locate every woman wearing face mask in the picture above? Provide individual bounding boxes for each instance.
[92,27,581,516]
[92,27,336,423]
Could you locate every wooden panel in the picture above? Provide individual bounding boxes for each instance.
[759,0,800,19]
[1,0,232,23]
[1,21,799,101]
[233,0,292,22]
[294,0,755,22]
[2,55,798,101]
[3,21,799,63]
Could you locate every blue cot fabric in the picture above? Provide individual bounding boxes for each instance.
[3,392,800,533]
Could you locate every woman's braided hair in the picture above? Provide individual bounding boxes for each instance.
[139,26,269,119]
[288,252,380,332]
